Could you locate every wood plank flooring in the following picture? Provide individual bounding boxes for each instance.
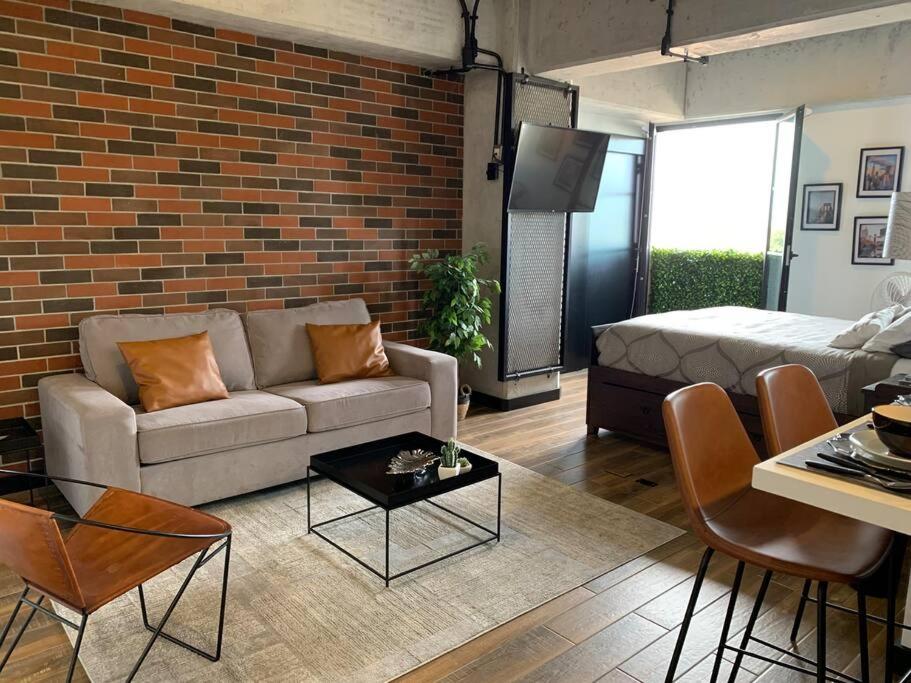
[0,370,904,681]
[398,371,905,682]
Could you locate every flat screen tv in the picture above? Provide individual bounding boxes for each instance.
[508,123,610,213]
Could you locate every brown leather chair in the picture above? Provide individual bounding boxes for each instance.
[757,363,841,644]
[0,471,231,682]
[663,382,895,683]
[757,363,907,670]
[756,364,838,458]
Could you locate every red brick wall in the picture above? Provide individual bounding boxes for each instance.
[0,0,464,435]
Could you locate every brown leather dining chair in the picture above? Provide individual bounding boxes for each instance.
[757,363,843,644]
[0,470,231,682]
[756,363,838,458]
[757,363,905,678]
[663,382,897,683]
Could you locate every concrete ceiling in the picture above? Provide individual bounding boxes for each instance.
[534,1,911,80]
[93,0,496,67]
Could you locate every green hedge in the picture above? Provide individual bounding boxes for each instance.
[648,248,763,314]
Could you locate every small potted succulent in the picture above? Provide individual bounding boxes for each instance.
[438,439,461,479]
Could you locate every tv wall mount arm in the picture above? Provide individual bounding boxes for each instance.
[425,0,506,180]
[661,0,709,65]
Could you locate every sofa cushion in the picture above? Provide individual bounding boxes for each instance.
[80,309,255,405]
[135,391,307,465]
[266,376,431,433]
[244,298,371,388]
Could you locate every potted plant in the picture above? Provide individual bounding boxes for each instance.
[410,243,501,420]
[438,439,461,479]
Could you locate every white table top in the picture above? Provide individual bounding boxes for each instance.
[752,415,911,535]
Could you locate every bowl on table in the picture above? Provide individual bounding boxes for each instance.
[871,404,911,458]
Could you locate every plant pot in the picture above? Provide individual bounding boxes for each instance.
[458,458,472,473]
[438,464,460,479]
[457,383,472,421]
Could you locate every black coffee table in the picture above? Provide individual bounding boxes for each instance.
[306,432,501,586]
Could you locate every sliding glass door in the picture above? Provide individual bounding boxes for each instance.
[761,105,805,311]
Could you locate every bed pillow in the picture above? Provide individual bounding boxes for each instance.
[829,305,905,349]
[861,308,911,353]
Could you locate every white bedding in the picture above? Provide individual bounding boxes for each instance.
[595,306,898,415]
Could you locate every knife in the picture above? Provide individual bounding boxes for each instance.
[806,460,911,491]
[817,451,911,481]
[807,460,864,478]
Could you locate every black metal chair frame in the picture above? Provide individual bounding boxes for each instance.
[664,545,902,683]
[0,469,231,683]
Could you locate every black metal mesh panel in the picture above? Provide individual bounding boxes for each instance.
[505,213,566,375]
[502,77,574,377]
[511,80,573,130]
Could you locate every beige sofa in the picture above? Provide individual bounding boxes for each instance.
[38,299,457,515]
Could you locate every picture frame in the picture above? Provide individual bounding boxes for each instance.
[852,216,893,265]
[857,146,904,198]
[801,183,842,231]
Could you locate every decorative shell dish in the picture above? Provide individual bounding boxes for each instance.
[387,449,439,474]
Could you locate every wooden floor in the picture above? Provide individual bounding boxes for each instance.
[1,370,905,681]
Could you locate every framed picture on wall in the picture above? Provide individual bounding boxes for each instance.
[801,183,842,231]
[857,146,904,197]
[852,216,894,265]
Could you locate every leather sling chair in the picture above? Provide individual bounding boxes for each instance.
[662,382,897,683]
[756,363,906,681]
[0,469,231,683]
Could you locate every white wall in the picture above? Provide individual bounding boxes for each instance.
[577,101,650,138]
[788,98,911,319]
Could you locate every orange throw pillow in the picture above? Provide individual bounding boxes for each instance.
[117,331,229,412]
[305,321,394,384]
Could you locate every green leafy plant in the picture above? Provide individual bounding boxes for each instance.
[410,243,501,367]
[648,248,764,314]
[440,439,461,468]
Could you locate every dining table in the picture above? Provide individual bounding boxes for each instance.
[753,413,911,678]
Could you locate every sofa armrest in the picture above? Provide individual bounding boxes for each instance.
[38,373,140,515]
[384,341,457,441]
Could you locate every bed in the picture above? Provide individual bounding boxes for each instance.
[587,307,900,448]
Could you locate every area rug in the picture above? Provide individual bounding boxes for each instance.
[57,451,682,682]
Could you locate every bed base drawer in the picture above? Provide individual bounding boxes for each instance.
[587,366,767,450]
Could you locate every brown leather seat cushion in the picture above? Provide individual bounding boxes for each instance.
[703,487,893,584]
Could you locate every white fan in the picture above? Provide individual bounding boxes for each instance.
[871,272,911,310]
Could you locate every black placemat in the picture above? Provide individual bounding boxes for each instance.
[777,421,911,498]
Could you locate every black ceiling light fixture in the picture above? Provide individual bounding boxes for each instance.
[661,0,709,65]
[426,0,506,180]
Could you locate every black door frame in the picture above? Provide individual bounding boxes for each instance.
[632,122,656,317]
[634,112,794,316]
[760,105,805,311]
